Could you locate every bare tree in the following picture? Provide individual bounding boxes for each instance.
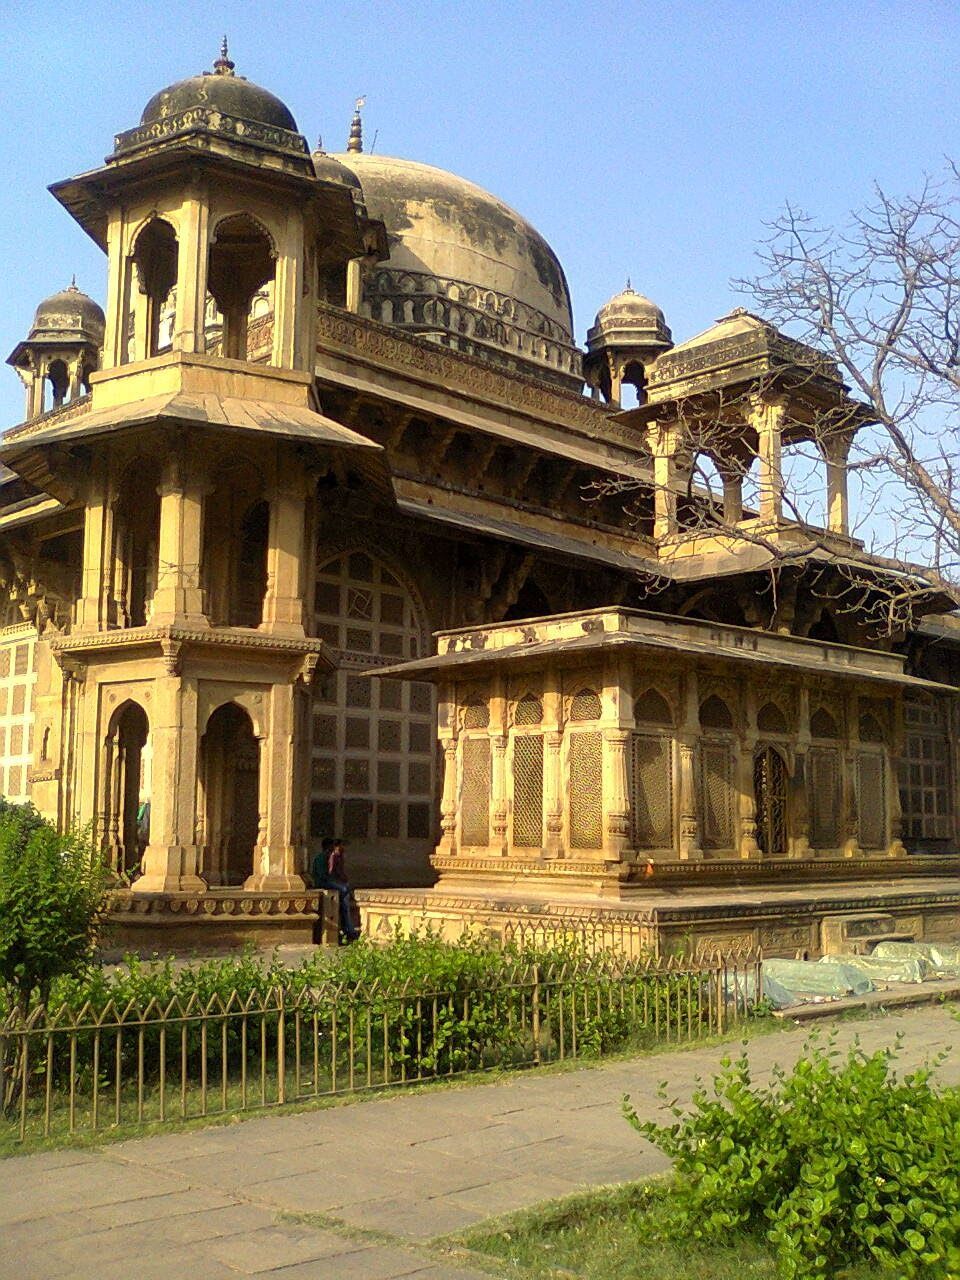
[589,167,960,636]
[743,165,960,600]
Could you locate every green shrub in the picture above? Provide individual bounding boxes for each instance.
[0,802,107,1017]
[624,1039,960,1279]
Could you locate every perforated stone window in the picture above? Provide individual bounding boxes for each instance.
[699,741,735,852]
[857,751,887,849]
[512,734,544,847]
[900,698,952,843]
[808,747,842,849]
[311,552,435,848]
[0,628,36,804]
[633,733,674,849]
[515,694,543,726]
[569,689,601,722]
[461,736,491,846]
[569,731,602,848]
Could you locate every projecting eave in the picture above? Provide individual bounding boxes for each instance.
[370,606,956,694]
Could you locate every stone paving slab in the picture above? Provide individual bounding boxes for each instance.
[1,1003,956,1279]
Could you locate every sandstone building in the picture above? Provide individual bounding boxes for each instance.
[1,47,958,954]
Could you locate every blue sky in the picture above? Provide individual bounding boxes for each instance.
[0,0,957,428]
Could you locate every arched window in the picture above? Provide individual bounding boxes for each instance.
[569,688,601,721]
[754,745,788,855]
[311,550,435,878]
[700,695,734,731]
[859,712,886,743]
[757,701,788,734]
[514,693,543,726]
[200,702,259,886]
[634,689,672,727]
[115,457,162,627]
[810,707,840,738]
[130,218,178,360]
[463,700,490,730]
[207,215,276,361]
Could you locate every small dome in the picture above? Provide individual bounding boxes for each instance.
[587,285,671,354]
[140,46,298,134]
[30,283,105,345]
[311,149,363,194]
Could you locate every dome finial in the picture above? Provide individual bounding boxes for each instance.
[69,274,77,290]
[347,96,365,153]
[626,276,632,291]
[213,35,235,76]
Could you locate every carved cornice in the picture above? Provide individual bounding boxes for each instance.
[51,623,333,667]
[314,304,649,452]
[113,108,310,160]
[107,888,321,920]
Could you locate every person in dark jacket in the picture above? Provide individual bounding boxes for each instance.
[312,837,360,943]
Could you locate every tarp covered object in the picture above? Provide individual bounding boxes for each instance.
[762,957,875,1006]
[820,952,930,984]
[872,940,960,976]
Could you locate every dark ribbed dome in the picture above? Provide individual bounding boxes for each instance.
[140,47,298,133]
[30,284,105,344]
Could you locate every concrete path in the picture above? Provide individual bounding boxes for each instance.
[1,1004,956,1280]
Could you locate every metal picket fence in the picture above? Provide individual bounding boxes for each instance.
[0,951,761,1144]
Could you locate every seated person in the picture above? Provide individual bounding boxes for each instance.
[311,836,360,943]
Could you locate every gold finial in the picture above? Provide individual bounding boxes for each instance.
[347,96,365,153]
[214,35,235,76]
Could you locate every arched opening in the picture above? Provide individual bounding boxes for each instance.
[115,457,162,626]
[635,688,673,726]
[200,702,260,885]
[502,579,551,621]
[46,359,69,411]
[131,218,178,360]
[700,694,734,730]
[105,701,149,876]
[207,215,276,361]
[807,609,840,642]
[757,701,788,734]
[754,745,787,855]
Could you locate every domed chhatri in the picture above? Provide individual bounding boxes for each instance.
[587,284,671,354]
[331,151,580,387]
[28,282,105,346]
[583,283,672,406]
[139,39,299,134]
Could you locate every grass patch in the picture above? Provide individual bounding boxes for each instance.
[450,1179,878,1280]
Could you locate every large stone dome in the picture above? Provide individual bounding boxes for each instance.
[333,152,580,388]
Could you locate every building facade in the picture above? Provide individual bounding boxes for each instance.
[0,48,958,952]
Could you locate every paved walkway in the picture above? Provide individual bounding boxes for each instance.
[1,1004,956,1280]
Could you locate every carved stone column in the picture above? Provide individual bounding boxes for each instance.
[823,431,853,535]
[543,731,564,859]
[491,733,508,855]
[748,395,787,524]
[842,691,863,857]
[437,739,458,858]
[602,728,632,860]
[677,740,702,860]
[887,697,907,858]
[739,686,760,858]
[133,666,205,893]
[245,682,306,891]
[149,451,208,626]
[261,463,309,637]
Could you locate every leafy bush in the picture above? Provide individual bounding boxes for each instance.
[0,801,108,1017]
[625,1039,960,1279]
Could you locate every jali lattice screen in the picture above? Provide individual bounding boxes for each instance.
[569,732,602,848]
[461,736,491,846]
[512,734,544,847]
[632,733,674,849]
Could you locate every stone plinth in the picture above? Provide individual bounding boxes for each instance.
[103,887,334,953]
